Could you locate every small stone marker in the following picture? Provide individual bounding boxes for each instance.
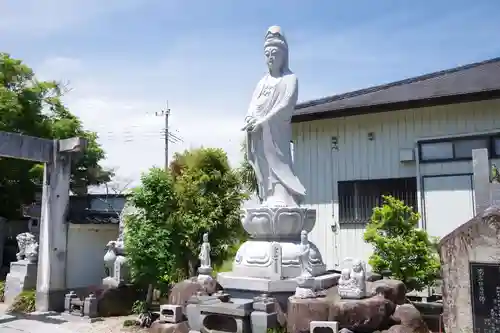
[310,321,339,333]
[160,304,183,323]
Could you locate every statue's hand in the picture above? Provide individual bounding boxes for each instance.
[243,117,258,131]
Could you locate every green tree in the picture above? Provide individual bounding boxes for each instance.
[363,195,440,291]
[0,53,112,217]
[125,168,178,295]
[125,147,247,293]
[170,147,247,276]
[237,139,259,200]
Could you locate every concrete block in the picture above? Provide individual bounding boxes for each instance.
[160,304,183,323]
[310,321,339,333]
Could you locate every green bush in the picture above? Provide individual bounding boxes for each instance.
[364,195,440,291]
[131,299,148,314]
[7,290,36,313]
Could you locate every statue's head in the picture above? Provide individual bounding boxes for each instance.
[264,25,289,75]
[352,259,363,272]
[341,268,351,279]
[203,233,209,242]
[300,230,308,243]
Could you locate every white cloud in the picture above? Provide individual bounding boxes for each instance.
[0,0,152,36]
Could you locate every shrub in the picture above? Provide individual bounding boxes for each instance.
[0,281,5,302]
[7,290,36,313]
[364,195,441,291]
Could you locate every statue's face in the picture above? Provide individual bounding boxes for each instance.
[341,268,350,279]
[203,233,208,242]
[265,46,284,72]
[353,261,362,272]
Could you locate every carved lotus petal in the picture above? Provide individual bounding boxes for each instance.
[241,206,316,238]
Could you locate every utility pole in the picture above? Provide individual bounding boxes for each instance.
[156,102,171,170]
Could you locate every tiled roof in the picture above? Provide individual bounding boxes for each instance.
[295,57,500,117]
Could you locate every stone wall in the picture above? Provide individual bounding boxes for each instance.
[438,206,500,333]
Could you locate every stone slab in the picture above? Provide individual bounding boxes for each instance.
[0,131,54,163]
[199,298,254,317]
[217,272,340,292]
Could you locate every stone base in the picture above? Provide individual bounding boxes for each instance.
[217,272,339,293]
[36,289,67,312]
[233,239,326,278]
[4,260,37,304]
[217,272,339,312]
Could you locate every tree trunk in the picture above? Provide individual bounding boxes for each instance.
[145,284,154,309]
[188,257,198,278]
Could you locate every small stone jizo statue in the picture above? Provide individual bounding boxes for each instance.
[338,259,366,299]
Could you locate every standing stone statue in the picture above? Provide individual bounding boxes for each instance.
[242,25,306,207]
[298,230,312,277]
[220,26,327,285]
[198,233,212,274]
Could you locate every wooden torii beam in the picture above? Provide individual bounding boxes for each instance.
[0,131,87,311]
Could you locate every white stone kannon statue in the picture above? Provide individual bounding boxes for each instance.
[222,25,326,282]
[242,25,305,208]
[198,233,212,274]
[338,259,366,299]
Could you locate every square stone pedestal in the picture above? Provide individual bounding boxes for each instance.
[4,260,38,304]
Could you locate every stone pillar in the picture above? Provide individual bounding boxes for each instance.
[472,148,491,215]
[36,138,83,312]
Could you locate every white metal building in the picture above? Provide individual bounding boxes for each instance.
[291,57,500,270]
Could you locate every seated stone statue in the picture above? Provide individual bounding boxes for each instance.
[15,232,38,263]
[338,260,366,299]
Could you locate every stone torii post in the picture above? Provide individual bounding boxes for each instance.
[0,131,86,311]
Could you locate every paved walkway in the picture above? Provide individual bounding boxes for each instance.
[0,304,140,333]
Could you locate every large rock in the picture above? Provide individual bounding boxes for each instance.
[97,284,145,317]
[149,321,189,333]
[392,304,429,333]
[287,297,329,333]
[369,279,407,305]
[167,279,204,306]
[328,295,396,333]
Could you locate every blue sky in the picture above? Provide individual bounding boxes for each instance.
[1,0,499,187]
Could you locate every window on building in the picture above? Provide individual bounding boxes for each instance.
[419,134,498,162]
[493,137,500,157]
[420,142,453,160]
[338,177,417,224]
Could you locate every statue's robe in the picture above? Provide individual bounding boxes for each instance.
[245,72,306,205]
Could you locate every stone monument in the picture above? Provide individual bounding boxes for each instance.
[103,201,135,288]
[217,25,336,303]
[4,219,40,303]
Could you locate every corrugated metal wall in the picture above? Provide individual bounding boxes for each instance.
[293,99,500,269]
